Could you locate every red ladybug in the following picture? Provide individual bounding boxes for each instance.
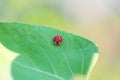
[53,35,63,46]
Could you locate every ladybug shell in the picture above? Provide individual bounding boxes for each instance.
[53,35,63,46]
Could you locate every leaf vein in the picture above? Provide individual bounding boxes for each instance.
[14,61,64,80]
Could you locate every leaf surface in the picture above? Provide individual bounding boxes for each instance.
[0,22,98,80]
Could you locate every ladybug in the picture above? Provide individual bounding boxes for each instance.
[53,35,63,46]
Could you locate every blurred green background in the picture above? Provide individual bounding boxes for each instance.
[0,0,120,80]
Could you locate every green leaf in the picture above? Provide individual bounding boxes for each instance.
[0,22,98,80]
